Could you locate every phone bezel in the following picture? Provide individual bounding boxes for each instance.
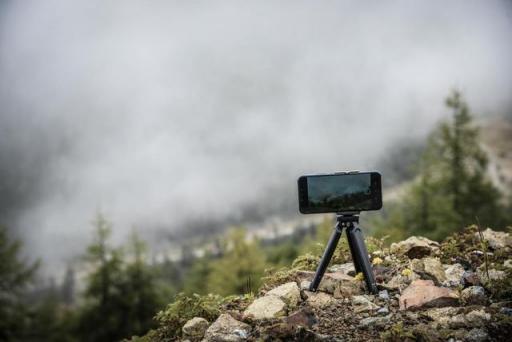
[297,172,382,214]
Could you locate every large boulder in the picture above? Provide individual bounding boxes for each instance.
[243,295,286,320]
[479,228,512,250]
[203,314,250,342]
[266,282,301,309]
[182,317,209,341]
[399,279,459,310]
[390,236,439,259]
[411,257,447,285]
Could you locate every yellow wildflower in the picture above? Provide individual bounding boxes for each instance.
[354,272,364,281]
[401,268,412,277]
[372,257,383,265]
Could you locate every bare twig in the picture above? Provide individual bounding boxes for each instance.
[475,216,490,281]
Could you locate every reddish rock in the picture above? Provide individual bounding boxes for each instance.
[399,279,459,311]
[284,308,317,328]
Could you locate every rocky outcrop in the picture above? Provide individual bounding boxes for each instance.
[243,295,286,320]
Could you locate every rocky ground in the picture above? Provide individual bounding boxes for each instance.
[139,226,512,341]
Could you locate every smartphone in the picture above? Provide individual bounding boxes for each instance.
[297,171,382,214]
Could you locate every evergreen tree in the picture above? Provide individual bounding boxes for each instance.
[403,90,506,239]
[0,226,39,341]
[206,228,265,296]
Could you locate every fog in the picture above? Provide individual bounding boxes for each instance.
[1,0,511,272]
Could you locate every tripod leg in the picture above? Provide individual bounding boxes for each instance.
[309,225,342,292]
[346,225,378,294]
[347,230,362,274]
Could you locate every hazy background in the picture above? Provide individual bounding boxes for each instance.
[1,0,512,273]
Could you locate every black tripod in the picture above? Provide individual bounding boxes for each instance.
[309,213,378,294]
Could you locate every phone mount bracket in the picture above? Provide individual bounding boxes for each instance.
[309,212,378,294]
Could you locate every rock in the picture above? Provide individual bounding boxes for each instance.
[477,267,506,288]
[351,295,379,313]
[378,290,390,301]
[478,228,512,250]
[443,263,465,287]
[381,272,420,291]
[390,236,440,259]
[411,257,447,284]
[423,307,461,327]
[504,259,512,269]
[399,279,459,310]
[296,271,357,294]
[465,328,489,342]
[203,314,250,342]
[243,296,286,320]
[462,271,481,287]
[500,307,512,316]
[465,309,491,326]
[460,286,487,305]
[304,291,336,309]
[182,317,209,341]
[377,306,389,315]
[358,314,392,329]
[328,263,356,276]
[300,280,311,291]
[284,308,317,328]
[266,282,301,308]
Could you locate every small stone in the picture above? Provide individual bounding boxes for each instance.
[411,257,447,285]
[328,263,356,276]
[478,228,512,250]
[504,259,512,269]
[378,290,390,301]
[300,280,311,291]
[390,236,440,259]
[477,268,506,288]
[182,317,209,341]
[460,286,487,306]
[203,314,250,342]
[462,271,481,287]
[358,314,392,329]
[465,328,489,342]
[243,296,286,320]
[266,282,301,309]
[443,263,465,287]
[284,308,317,328]
[399,279,459,311]
[304,291,336,309]
[465,309,491,326]
[377,306,389,315]
[351,295,379,313]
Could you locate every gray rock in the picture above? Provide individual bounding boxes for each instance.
[443,263,465,287]
[460,286,487,306]
[411,257,447,284]
[243,295,286,320]
[500,307,512,316]
[300,280,311,291]
[351,295,379,313]
[328,263,356,276]
[203,314,250,342]
[477,267,506,288]
[266,282,301,309]
[465,309,491,326]
[358,314,392,329]
[377,306,389,315]
[504,259,512,269]
[465,328,489,342]
[390,236,440,259]
[378,290,389,300]
[478,228,512,250]
[182,317,209,341]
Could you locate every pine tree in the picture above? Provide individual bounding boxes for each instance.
[206,228,265,296]
[405,90,506,239]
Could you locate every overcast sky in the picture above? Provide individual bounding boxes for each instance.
[1,0,511,270]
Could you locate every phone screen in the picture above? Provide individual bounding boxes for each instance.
[298,172,382,214]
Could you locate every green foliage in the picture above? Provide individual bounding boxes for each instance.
[0,226,40,341]
[375,90,509,240]
[153,293,224,339]
[206,227,266,296]
[76,214,169,341]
